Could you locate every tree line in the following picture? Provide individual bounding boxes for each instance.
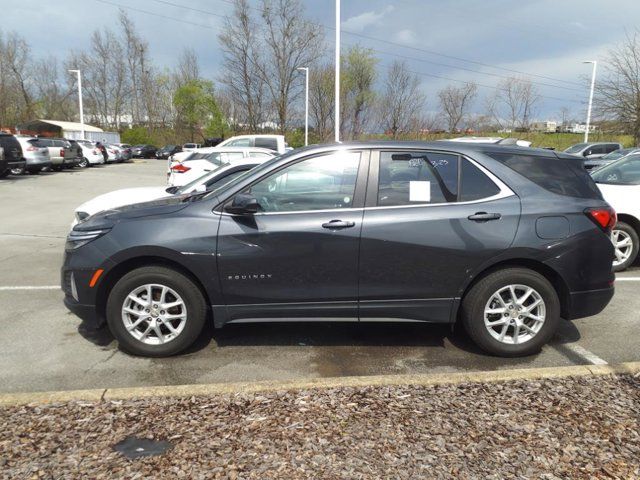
[1,1,639,145]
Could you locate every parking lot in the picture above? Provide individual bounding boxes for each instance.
[1,161,639,394]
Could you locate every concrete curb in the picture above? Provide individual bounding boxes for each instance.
[2,362,639,407]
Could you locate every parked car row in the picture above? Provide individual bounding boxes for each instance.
[0,132,136,178]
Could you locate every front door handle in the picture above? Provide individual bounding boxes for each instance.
[322,219,356,229]
[468,212,501,222]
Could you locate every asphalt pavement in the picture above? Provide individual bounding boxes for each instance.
[0,160,638,394]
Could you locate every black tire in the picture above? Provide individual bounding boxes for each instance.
[52,165,62,171]
[0,169,9,178]
[612,221,639,272]
[460,268,560,357]
[106,266,207,357]
[10,166,25,175]
[78,157,89,168]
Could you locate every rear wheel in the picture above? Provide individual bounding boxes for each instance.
[10,166,25,175]
[461,268,560,357]
[106,266,207,357]
[78,157,89,168]
[611,222,639,272]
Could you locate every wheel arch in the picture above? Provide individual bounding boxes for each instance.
[95,255,213,325]
[616,213,640,235]
[453,258,571,322]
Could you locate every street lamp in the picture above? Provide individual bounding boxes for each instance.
[68,69,85,139]
[297,67,309,146]
[583,60,597,143]
[335,0,340,142]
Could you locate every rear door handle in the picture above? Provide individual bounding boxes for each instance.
[468,212,501,222]
[322,219,356,229]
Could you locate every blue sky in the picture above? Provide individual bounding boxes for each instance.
[5,0,640,120]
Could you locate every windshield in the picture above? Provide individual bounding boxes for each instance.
[177,164,232,193]
[601,148,635,160]
[564,143,588,154]
[592,154,640,185]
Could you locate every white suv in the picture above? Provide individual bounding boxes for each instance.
[217,135,289,154]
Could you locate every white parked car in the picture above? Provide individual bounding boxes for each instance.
[72,160,264,227]
[592,153,640,271]
[182,143,201,152]
[167,147,275,186]
[444,137,533,147]
[76,140,105,166]
[14,136,51,173]
[216,134,288,154]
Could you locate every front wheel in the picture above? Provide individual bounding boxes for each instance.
[461,268,560,357]
[611,222,639,272]
[106,266,207,357]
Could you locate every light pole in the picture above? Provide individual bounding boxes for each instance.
[334,0,340,142]
[583,60,597,143]
[297,67,309,146]
[68,69,85,139]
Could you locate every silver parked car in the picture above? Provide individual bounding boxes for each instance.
[14,136,51,174]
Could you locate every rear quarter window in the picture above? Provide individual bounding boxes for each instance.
[483,151,602,199]
[255,138,278,150]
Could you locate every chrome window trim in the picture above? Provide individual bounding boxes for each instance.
[219,150,516,217]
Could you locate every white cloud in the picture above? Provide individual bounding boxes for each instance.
[394,29,416,45]
[341,6,395,33]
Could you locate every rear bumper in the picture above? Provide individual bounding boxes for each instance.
[7,159,26,169]
[565,286,614,320]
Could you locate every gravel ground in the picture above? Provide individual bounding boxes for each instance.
[1,374,639,479]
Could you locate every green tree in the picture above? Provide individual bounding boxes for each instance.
[173,79,226,141]
[341,46,378,139]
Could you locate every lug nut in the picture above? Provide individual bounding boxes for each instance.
[160,310,165,315]
[145,309,150,313]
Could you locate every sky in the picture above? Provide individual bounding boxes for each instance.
[4,0,640,121]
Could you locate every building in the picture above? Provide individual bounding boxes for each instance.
[531,121,558,133]
[15,119,120,143]
[556,123,598,134]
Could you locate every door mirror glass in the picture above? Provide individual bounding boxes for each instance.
[195,184,207,193]
[225,193,260,215]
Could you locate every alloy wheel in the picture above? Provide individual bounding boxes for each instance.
[484,284,546,345]
[611,228,634,267]
[121,284,187,345]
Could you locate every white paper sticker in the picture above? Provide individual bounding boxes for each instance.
[409,181,431,202]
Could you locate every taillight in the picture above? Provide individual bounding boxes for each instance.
[585,207,616,232]
[92,149,99,155]
[26,146,37,151]
[171,164,191,173]
[60,148,65,157]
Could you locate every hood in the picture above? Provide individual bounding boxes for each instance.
[74,194,194,231]
[75,186,173,217]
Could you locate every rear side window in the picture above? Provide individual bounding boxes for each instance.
[484,151,602,199]
[255,138,278,150]
[605,144,620,153]
[460,160,501,201]
[0,135,22,161]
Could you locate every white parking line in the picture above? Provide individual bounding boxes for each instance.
[554,335,609,365]
[0,286,59,291]
[616,277,640,281]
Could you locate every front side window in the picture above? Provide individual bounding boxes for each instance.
[247,151,361,213]
[377,151,459,206]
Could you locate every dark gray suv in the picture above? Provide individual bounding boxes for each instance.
[62,142,615,358]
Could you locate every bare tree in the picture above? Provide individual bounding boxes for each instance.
[218,0,265,131]
[257,0,323,133]
[0,31,34,125]
[378,60,426,139]
[596,31,640,144]
[119,10,151,124]
[308,63,334,141]
[176,48,200,87]
[32,58,75,120]
[341,45,377,139]
[486,77,539,131]
[438,82,477,133]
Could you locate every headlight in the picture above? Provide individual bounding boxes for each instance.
[76,211,90,222]
[65,228,110,251]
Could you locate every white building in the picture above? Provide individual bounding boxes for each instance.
[16,119,120,143]
[531,121,558,133]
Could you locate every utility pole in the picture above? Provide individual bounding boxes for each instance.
[335,0,340,142]
[297,67,309,146]
[583,60,597,143]
[68,69,85,139]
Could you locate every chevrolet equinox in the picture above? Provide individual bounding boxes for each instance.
[62,142,615,357]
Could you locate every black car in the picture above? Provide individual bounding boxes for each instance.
[156,144,182,159]
[62,142,615,358]
[131,144,157,158]
[0,133,25,178]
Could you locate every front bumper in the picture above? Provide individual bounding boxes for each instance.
[565,286,615,320]
[63,295,101,328]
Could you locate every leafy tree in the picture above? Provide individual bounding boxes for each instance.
[173,79,226,141]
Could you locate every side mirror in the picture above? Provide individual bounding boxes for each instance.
[195,184,207,193]
[584,150,592,157]
[225,193,260,215]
